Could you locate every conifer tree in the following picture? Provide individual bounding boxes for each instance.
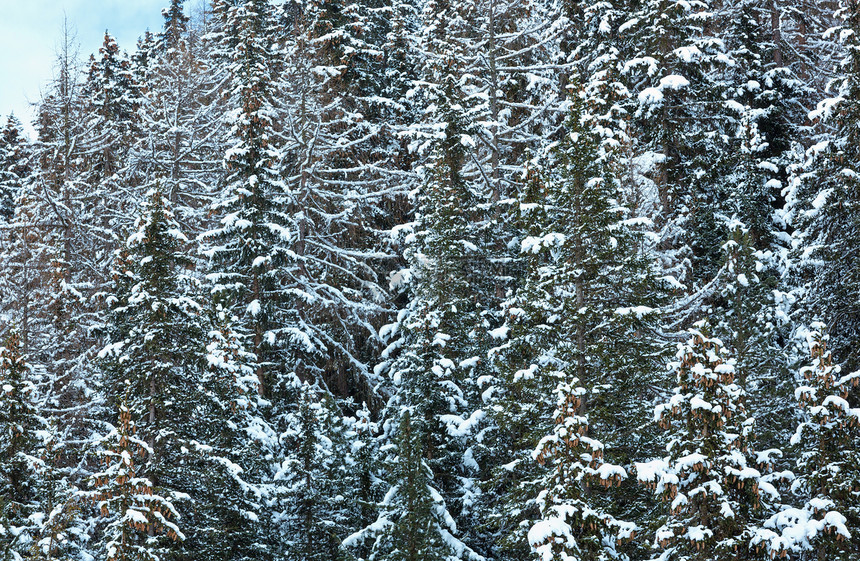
[161,0,190,55]
[89,392,183,561]
[483,88,663,560]
[637,324,780,560]
[789,0,860,373]
[204,0,294,396]
[346,409,481,561]
[84,31,142,172]
[757,325,860,559]
[623,0,734,285]
[99,187,207,561]
[0,332,44,561]
[528,380,634,561]
[0,116,30,221]
[278,384,354,561]
[374,56,501,554]
[196,309,276,561]
[710,223,791,450]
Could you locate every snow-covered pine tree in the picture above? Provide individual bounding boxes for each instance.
[98,187,206,560]
[708,4,805,451]
[89,391,183,561]
[351,82,495,550]
[276,383,356,561]
[637,323,781,560]
[718,0,807,250]
[61,33,148,398]
[528,380,634,561]
[341,403,384,561]
[80,31,145,247]
[28,418,87,561]
[203,0,295,396]
[345,408,482,561]
[196,309,277,561]
[709,222,792,452]
[621,0,734,287]
[161,0,190,55]
[756,325,860,559]
[0,116,43,353]
[483,87,663,561]
[83,31,142,183]
[379,48,502,553]
[0,332,45,561]
[0,116,30,221]
[788,0,860,373]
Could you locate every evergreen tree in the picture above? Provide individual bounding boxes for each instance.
[757,325,860,559]
[89,392,183,561]
[196,309,277,561]
[0,332,44,561]
[277,384,354,561]
[99,187,204,561]
[637,324,780,560]
[528,381,634,561]
[710,223,792,451]
[788,0,860,373]
[160,0,190,55]
[204,0,293,395]
[483,88,663,561]
[622,0,734,286]
[346,409,481,561]
[0,116,30,221]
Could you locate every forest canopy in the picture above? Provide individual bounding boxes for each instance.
[0,1,859,560]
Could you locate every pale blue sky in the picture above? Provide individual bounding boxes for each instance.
[0,0,190,137]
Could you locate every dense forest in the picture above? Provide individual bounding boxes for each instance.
[0,0,859,560]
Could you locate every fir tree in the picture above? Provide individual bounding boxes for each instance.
[483,88,663,561]
[204,0,293,396]
[346,409,481,561]
[529,381,634,561]
[277,384,354,561]
[98,187,205,561]
[623,0,734,286]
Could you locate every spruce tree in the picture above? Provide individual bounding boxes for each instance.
[789,0,860,373]
[204,0,294,396]
[346,409,481,561]
[0,115,30,221]
[483,88,663,561]
[99,187,205,561]
[0,332,44,561]
[278,384,354,561]
[637,324,780,560]
[623,0,734,286]
[197,309,276,561]
[89,392,183,561]
[757,325,860,559]
[529,381,634,561]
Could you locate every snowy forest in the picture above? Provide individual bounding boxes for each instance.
[0,0,859,559]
